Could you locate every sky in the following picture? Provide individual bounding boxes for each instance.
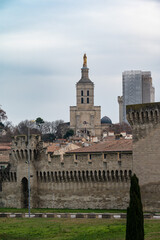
[1,0,160,125]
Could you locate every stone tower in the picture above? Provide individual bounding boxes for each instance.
[127,102,160,211]
[70,54,101,138]
[118,96,123,124]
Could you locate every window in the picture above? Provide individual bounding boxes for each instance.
[87,98,89,104]
[87,90,89,96]
[81,90,83,96]
[81,98,83,104]
[89,154,92,160]
[104,154,107,159]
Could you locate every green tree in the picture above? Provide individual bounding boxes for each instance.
[42,133,56,142]
[126,174,144,240]
[35,117,44,127]
[0,122,4,129]
[64,129,74,139]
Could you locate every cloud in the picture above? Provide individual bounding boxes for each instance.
[0,0,160,124]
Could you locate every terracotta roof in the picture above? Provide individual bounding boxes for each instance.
[0,158,9,163]
[67,139,132,153]
[0,143,11,151]
[47,143,61,153]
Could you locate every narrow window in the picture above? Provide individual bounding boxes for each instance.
[81,90,83,96]
[81,98,83,104]
[90,154,92,160]
[104,154,107,159]
[87,98,89,104]
[87,90,89,96]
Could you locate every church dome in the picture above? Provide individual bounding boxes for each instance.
[101,116,112,124]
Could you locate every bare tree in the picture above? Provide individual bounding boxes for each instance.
[14,120,40,135]
[0,106,7,122]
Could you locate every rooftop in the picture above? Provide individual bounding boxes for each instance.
[67,139,132,154]
[0,143,11,151]
[47,143,61,153]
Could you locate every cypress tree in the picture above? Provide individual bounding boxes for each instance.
[126,174,144,240]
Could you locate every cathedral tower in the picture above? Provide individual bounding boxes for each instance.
[70,54,101,138]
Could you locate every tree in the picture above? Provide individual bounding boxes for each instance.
[64,129,74,139]
[15,120,40,135]
[0,122,4,129]
[35,117,44,127]
[0,121,15,142]
[126,174,144,240]
[42,133,56,142]
[0,106,7,122]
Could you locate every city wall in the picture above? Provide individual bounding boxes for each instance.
[0,135,132,209]
[127,102,160,211]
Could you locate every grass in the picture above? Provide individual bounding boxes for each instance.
[0,218,159,240]
[0,208,127,213]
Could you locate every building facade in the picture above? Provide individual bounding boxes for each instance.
[70,54,102,138]
[118,70,155,123]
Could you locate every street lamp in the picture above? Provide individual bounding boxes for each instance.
[27,125,31,217]
[27,120,35,217]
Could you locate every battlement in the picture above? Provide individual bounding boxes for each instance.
[12,135,42,149]
[11,134,43,162]
[36,169,132,183]
[126,102,160,142]
[126,102,160,126]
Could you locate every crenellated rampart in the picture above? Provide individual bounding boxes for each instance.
[127,102,160,211]
[1,134,133,209]
[11,135,43,163]
[36,169,132,183]
[127,102,160,142]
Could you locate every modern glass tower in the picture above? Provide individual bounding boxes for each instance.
[118,70,155,123]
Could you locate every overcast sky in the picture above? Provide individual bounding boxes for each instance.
[1,0,160,125]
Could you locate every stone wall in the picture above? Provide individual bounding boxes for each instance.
[127,102,160,211]
[1,135,132,209]
[37,181,130,209]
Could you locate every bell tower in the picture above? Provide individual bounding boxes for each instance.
[76,54,94,109]
[70,54,101,138]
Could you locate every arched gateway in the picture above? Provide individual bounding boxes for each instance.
[21,177,28,208]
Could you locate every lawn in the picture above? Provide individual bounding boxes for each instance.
[0,208,126,213]
[0,218,160,240]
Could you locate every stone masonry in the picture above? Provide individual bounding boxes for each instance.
[127,102,160,211]
[0,136,132,209]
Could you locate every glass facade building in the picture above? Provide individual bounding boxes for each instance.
[120,70,155,122]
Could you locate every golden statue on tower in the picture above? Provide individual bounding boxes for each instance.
[83,53,87,67]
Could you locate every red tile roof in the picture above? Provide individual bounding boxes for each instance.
[0,143,11,163]
[67,139,132,153]
[0,143,11,151]
[47,143,61,153]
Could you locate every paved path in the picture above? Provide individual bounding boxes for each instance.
[0,212,160,219]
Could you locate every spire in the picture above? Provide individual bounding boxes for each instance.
[83,53,87,67]
[77,54,93,84]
